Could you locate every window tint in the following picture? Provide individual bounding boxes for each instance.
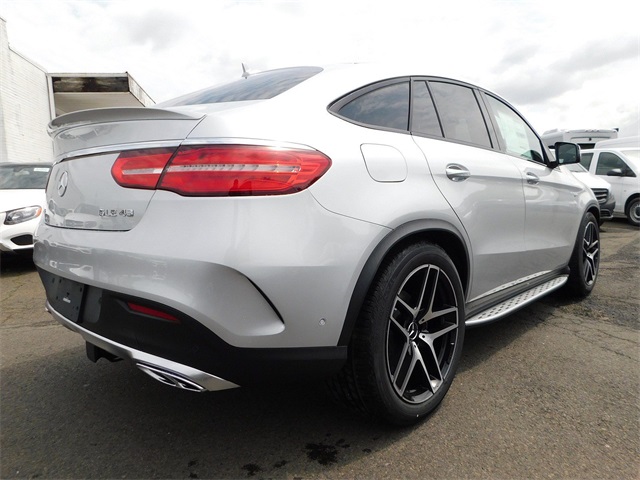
[429,82,491,148]
[159,67,322,106]
[580,152,593,169]
[338,82,410,131]
[484,94,544,163]
[596,152,635,176]
[411,81,442,137]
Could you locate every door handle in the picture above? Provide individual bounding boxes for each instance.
[445,164,470,182]
[526,172,539,185]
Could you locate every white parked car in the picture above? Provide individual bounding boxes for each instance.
[0,163,51,253]
[34,64,600,425]
[581,136,640,226]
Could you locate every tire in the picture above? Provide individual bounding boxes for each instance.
[566,211,600,297]
[626,197,640,227]
[329,242,465,426]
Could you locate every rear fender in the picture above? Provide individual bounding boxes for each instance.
[338,220,469,346]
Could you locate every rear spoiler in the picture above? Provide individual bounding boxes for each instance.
[48,107,204,137]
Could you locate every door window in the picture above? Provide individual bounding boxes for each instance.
[484,94,545,163]
[411,81,443,137]
[429,82,491,148]
[595,152,636,177]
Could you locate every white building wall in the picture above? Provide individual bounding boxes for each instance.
[0,17,54,164]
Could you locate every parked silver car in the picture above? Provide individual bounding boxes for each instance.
[34,64,600,425]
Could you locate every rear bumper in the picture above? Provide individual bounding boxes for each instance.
[33,190,384,386]
[46,299,239,391]
[34,191,389,349]
[39,268,348,387]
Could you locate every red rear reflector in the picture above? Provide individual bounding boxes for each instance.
[112,148,176,189]
[158,145,331,196]
[127,302,180,323]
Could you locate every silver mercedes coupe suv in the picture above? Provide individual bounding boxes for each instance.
[35,64,600,425]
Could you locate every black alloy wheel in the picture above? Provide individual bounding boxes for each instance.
[329,242,465,425]
[567,211,600,297]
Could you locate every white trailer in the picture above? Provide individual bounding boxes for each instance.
[541,129,618,150]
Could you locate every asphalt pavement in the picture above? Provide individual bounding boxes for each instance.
[1,219,638,479]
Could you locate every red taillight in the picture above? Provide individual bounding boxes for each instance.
[111,145,331,196]
[111,148,176,189]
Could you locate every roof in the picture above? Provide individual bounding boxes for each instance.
[594,136,640,149]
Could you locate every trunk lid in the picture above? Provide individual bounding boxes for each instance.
[46,107,204,231]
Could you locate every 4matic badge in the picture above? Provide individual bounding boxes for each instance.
[99,209,135,218]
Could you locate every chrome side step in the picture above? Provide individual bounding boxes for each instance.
[466,275,568,326]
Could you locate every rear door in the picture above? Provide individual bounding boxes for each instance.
[410,79,527,301]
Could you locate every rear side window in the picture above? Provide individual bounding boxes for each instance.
[411,81,443,137]
[159,67,323,106]
[335,82,410,131]
[484,94,545,163]
[429,82,491,148]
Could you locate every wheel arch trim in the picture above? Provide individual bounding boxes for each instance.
[624,193,640,211]
[338,219,469,346]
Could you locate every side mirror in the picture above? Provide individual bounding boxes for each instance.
[606,168,624,177]
[554,142,581,166]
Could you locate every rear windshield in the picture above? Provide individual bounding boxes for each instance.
[0,164,51,189]
[159,66,323,107]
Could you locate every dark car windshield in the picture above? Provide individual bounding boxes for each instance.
[159,67,322,107]
[0,164,51,189]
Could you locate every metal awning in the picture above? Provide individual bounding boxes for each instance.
[49,73,154,116]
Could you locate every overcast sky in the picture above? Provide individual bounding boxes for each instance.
[2,0,638,136]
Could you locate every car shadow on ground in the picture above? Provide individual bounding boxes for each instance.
[458,299,557,377]
[1,251,619,478]
[0,251,36,276]
[0,306,552,480]
[0,256,581,479]
[0,344,407,479]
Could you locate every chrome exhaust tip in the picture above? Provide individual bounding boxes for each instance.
[136,363,207,392]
